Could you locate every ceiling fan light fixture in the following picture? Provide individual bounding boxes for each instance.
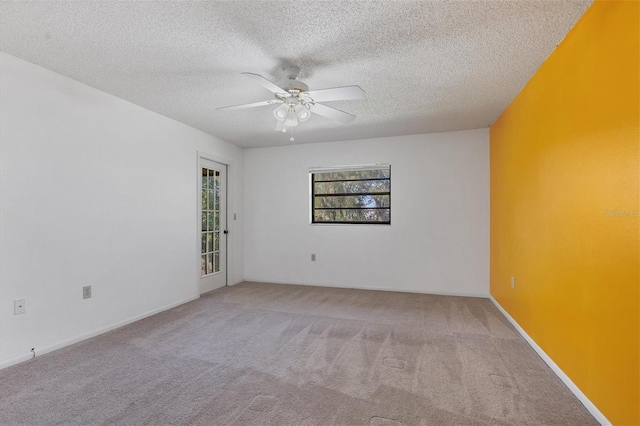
[295,105,311,122]
[285,108,299,127]
[273,103,288,121]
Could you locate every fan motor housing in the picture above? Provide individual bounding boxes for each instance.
[278,66,308,92]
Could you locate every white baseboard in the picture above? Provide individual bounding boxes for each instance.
[241,279,489,299]
[0,294,199,370]
[0,352,33,369]
[489,296,610,426]
[200,281,226,295]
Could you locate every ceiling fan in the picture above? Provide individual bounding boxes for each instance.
[217,66,365,138]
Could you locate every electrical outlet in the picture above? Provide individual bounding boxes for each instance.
[311,254,316,261]
[14,299,26,315]
[511,277,515,289]
[233,213,237,221]
[83,285,92,299]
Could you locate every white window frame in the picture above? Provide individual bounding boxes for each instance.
[309,164,391,226]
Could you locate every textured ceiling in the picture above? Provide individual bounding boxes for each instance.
[0,1,592,148]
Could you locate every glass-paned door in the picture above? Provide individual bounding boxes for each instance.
[199,158,226,294]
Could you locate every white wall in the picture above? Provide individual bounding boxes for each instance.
[0,53,244,366]
[244,130,489,297]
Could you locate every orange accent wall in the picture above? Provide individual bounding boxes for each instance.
[490,1,639,424]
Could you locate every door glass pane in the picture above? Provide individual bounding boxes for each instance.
[214,252,220,273]
[208,189,215,210]
[208,170,216,191]
[201,234,206,254]
[201,255,206,275]
[207,233,213,252]
[214,231,220,251]
[215,172,220,210]
[206,253,213,275]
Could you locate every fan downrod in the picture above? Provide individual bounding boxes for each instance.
[283,66,301,80]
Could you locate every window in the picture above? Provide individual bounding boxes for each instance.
[310,164,391,224]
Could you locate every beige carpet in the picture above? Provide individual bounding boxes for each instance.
[0,282,596,425]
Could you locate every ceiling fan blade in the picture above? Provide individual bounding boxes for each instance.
[310,103,356,124]
[242,72,288,94]
[216,99,282,111]
[305,85,365,102]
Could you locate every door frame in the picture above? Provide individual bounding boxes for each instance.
[196,152,233,295]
